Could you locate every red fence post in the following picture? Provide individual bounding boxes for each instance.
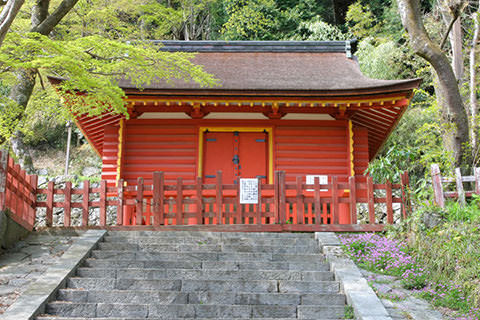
[152,172,164,226]
[46,181,54,227]
[331,176,339,224]
[386,180,393,224]
[0,150,8,211]
[216,171,223,225]
[296,176,303,224]
[196,176,203,224]
[100,180,107,226]
[176,176,183,225]
[349,176,357,224]
[235,178,242,224]
[431,164,445,208]
[82,180,90,226]
[136,177,144,226]
[278,171,286,224]
[367,176,375,224]
[116,180,123,226]
[274,171,280,224]
[64,181,72,227]
[314,177,321,224]
[256,177,262,225]
[29,174,38,227]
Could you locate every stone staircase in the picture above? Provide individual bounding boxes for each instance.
[37,231,346,319]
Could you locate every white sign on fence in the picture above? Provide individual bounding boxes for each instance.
[239,178,259,204]
[306,175,328,191]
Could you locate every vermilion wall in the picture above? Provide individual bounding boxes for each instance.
[101,125,119,186]
[353,126,369,176]
[123,123,197,185]
[101,119,370,186]
[275,121,350,183]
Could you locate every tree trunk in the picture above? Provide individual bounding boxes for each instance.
[0,0,25,46]
[7,0,78,171]
[10,131,34,173]
[441,8,464,80]
[398,0,470,167]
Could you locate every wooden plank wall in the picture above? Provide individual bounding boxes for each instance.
[114,120,363,187]
[101,125,119,186]
[122,120,197,185]
[353,126,369,176]
[275,122,350,183]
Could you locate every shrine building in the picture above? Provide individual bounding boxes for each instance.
[65,41,420,187]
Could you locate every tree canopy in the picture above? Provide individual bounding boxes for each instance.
[0,0,478,182]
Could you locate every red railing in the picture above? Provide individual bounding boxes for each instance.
[0,151,38,230]
[34,171,410,231]
[0,150,411,231]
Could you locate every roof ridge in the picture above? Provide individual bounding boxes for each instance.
[151,40,357,55]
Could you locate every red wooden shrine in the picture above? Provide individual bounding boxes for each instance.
[50,41,420,227]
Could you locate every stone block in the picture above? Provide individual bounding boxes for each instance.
[297,305,345,319]
[278,280,339,293]
[96,303,148,318]
[45,302,96,317]
[252,305,297,318]
[181,279,277,293]
[194,304,251,318]
[115,279,181,291]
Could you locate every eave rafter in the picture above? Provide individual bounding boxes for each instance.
[73,91,412,160]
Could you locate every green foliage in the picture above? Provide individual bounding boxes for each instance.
[0,32,218,122]
[365,146,414,183]
[0,95,23,140]
[219,0,335,40]
[366,94,454,199]
[221,0,277,40]
[356,38,404,80]
[443,196,480,223]
[409,221,480,309]
[343,305,354,319]
[345,1,380,39]
[294,17,350,41]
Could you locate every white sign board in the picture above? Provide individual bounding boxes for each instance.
[239,178,259,204]
[306,175,328,191]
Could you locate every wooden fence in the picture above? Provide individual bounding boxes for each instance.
[0,150,411,232]
[34,171,410,231]
[431,164,480,207]
[0,151,38,230]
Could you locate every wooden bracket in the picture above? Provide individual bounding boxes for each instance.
[265,103,285,119]
[188,104,207,119]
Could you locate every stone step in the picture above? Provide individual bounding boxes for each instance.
[90,250,326,263]
[67,278,339,293]
[97,242,320,254]
[57,289,345,306]
[37,317,344,320]
[106,231,314,239]
[103,236,315,247]
[45,302,345,319]
[83,259,330,271]
[76,267,334,281]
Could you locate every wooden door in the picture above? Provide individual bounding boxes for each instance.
[203,131,268,184]
[238,132,267,183]
[203,132,235,184]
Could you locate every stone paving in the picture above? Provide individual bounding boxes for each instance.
[0,230,81,315]
[361,267,446,319]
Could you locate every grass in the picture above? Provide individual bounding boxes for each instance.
[339,230,480,320]
[343,305,354,319]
